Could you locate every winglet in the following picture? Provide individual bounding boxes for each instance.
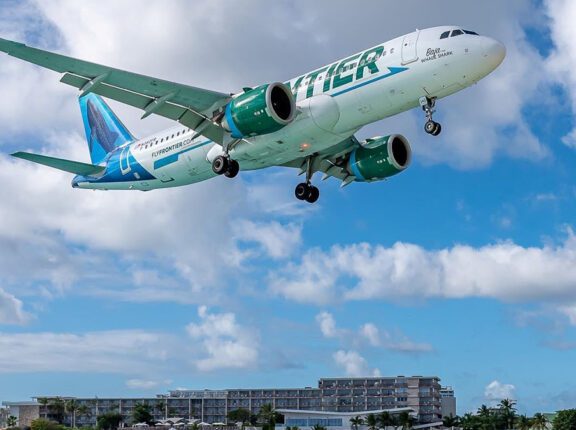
[11,152,105,176]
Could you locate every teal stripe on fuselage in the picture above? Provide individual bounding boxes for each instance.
[332,67,409,97]
[153,140,212,170]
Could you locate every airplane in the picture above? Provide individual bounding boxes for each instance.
[0,26,505,203]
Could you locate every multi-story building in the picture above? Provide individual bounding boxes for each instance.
[439,387,456,418]
[2,376,449,428]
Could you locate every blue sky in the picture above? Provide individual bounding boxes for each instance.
[0,0,576,417]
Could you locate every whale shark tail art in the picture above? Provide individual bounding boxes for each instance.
[79,93,135,164]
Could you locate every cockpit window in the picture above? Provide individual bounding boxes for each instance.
[440,31,450,39]
[464,30,479,35]
[451,29,464,37]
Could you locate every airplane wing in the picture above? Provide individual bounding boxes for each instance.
[0,38,230,143]
[281,135,361,187]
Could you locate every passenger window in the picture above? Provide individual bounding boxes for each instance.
[451,30,464,37]
[440,31,450,39]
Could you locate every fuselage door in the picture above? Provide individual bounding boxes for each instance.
[401,30,420,65]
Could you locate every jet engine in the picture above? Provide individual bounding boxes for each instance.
[348,134,412,181]
[222,82,296,138]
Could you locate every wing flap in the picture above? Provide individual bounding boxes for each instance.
[0,37,231,143]
[60,73,225,143]
[11,152,105,176]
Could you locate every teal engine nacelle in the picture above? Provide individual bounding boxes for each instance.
[222,82,296,138]
[347,134,412,182]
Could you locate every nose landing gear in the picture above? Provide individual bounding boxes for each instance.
[420,96,442,136]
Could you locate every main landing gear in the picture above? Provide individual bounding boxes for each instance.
[295,156,320,204]
[419,96,442,136]
[212,155,240,178]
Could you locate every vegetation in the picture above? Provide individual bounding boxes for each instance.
[227,408,252,427]
[553,409,576,430]
[132,403,154,425]
[258,404,283,430]
[312,425,327,430]
[350,416,364,430]
[30,419,67,430]
[96,412,122,430]
[366,414,378,430]
[7,416,18,428]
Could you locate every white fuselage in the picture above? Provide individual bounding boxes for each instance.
[73,26,505,191]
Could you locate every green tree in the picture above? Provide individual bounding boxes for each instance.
[553,410,576,430]
[498,399,517,430]
[378,412,392,430]
[398,412,415,430]
[96,412,123,430]
[30,418,66,430]
[312,425,327,430]
[7,416,18,428]
[532,413,548,430]
[366,414,378,430]
[516,415,532,430]
[258,404,276,430]
[443,415,461,428]
[133,403,154,425]
[228,409,251,427]
[38,398,50,420]
[350,416,364,430]
[460,413,480,430]
[155,401,166,421]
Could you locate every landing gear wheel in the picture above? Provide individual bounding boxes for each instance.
[425,120,438,135]
[295,183,309,201]
[432,122,442,136]
[306,186,320,203]
[212,155,229,175]
[224,159,240,178]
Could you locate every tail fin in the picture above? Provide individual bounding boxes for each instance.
[79,93,135,164]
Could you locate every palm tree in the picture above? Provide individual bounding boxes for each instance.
[498,399,517,430]
[66,399,81,428]
[443,415,460,429]
[258,404,276,430]
[378,412,392,430]
[7,416,18,428]
[516,415,532,430]
[460,413,478,430]
[37,398,50,420]
[312,425,327,430]
[366,414,378,430]
[531,413,548,430]
[398,412,415,430]
[51,397,66,424]
[350,416,364,430]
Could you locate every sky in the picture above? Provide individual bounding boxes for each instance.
[0,0,575,416]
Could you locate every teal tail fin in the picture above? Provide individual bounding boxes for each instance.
[79,93,135,165]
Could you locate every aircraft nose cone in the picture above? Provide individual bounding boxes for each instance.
[484,38,506,70]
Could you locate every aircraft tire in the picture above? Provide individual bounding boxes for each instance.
[295,183,309,200]
[306,186,320,203]
[224,159,240,178]
[212,155,229,175]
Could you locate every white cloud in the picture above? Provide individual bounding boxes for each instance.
[333,350,380,377]
[545,0,576,148]
[359,323,433,353]
[360,323,381,347]
[485,380,516,401]
[316,312,340,338]
[126,379,172,390]
[270,230,576,306]
[0,288,30,325]
[0,330,174,373]
[233,220,302,260]
[186,306,259,371]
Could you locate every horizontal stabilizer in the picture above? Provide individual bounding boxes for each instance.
[11,152,105,176]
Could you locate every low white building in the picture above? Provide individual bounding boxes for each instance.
[276,408,417,430]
